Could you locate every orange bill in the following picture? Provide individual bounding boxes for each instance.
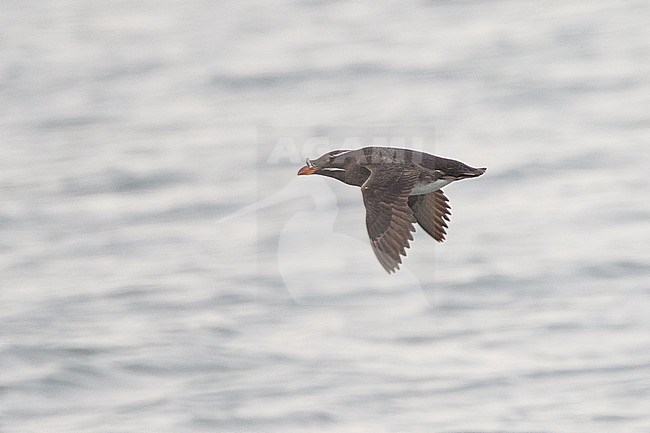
[297,165,318,175]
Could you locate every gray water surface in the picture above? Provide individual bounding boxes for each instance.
[1,1,649,432]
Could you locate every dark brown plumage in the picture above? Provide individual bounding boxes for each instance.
[298,147,485,273]
[408,190,451,243]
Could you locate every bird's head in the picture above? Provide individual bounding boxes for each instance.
[297,150,351,179]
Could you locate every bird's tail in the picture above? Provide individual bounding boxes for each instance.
[460,166,487,178]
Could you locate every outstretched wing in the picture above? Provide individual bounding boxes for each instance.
[361,166,419,273]
[408,190,451,242]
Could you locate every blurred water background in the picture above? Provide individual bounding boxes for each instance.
[1,1,649,432]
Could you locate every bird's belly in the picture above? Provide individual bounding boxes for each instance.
[410,179,453,195]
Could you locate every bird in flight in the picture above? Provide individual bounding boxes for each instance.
[297,147,486,273]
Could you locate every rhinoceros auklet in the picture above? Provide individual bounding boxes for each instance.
[298,147,486,273]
